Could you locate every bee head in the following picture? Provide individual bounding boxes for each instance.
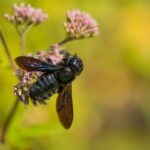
[68,54,84,75]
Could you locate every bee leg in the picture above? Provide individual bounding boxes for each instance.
[36,96,47,105]
[30,99,37,105]
[46,58,53,64]
[38,100,47,105]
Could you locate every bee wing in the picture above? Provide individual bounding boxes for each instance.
[56,84,73,129]
[15,56,62,72]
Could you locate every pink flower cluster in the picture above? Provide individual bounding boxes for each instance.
[14,82,30,104]
[64,9,99,39]
[14,46,64,104]
[14,69,35,104]
[30,45,64,65]
[47,44,64,64]
[4,3,48,25]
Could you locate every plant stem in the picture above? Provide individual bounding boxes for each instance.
[0,29,27,143]
[16,26,27,55]
[0,99,19,143]
[20,32,25,55]
[0,30,16,70]
[0,31,20,143]
[58,36,74,46]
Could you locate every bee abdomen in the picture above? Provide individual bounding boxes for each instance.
[29,74,59,103]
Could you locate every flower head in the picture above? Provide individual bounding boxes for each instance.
[4,2,48,25]
[64,9,99,39]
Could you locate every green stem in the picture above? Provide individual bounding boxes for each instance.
[0,99,19,143]
[0,30,16,70]
[0,30,20,143]
[16,26,26,55]
[0,25,27,143]
[20,32,25,55]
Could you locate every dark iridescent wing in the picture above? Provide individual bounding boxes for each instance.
[56,84,73,129]
[15,56,62,72]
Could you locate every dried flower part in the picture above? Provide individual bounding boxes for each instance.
[64,9,99,39]
[14,46,64,104]
[4,2,48,25]
[15,69,24,79]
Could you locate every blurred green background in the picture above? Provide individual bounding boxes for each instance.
[0,0,150,149]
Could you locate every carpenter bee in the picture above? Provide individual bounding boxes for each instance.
[15,51,83,129]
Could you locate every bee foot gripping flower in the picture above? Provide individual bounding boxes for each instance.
[64,9,99,40]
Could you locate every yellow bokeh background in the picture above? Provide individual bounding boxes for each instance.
[0,0,150,149]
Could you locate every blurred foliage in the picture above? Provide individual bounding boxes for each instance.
[0,0,150,150]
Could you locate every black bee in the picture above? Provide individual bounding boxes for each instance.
[15,51,83,129]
